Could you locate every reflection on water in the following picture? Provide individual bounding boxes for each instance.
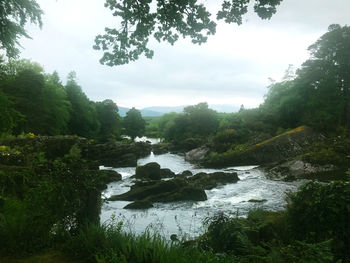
[101,152,305,239]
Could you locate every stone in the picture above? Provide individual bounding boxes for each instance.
[124,200,154,209]
[135,162,161,180]
[109,178,207,203]
[160,168,176,178]
[189,172,239,190]
[176,170,193,178]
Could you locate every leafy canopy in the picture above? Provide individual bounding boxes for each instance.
[123,107,146,139]
[0,0,43,58]
[94,0,283,66]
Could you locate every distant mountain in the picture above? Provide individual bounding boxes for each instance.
[118,107,130,117]
[118,106,163,117]
[139,109,164,117]
[118,104,239,117]
[142,106,186,114]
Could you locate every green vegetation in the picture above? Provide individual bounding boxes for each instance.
[142,25,350,170]
[123,108,146,140]
[0,59,146,142]
[0,0,43,58]
[1,4,350,263]
[3,179,348,263]
[0,143,102,256]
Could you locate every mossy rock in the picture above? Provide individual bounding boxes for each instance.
[124,200,154,209]
[189,172,239,190]
[160,168,175,178]
[109,178,207,203]
[176,170,193,178]
[135,162,161,180]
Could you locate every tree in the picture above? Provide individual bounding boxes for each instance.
[95,99,122,141]
[94,0,283,66]
[260,25,350,132]
[306,24,350,128]
[0,60,71,135]
[123,107,146,140]
[0,89,23,134]
[42,72,71,135]
[65,72,100,138]
[183,102,219,137]
[0,0,43,58]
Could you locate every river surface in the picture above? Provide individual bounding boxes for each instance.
[101,152,305,239]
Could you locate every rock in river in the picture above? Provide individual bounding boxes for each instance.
[135,162,161,180]
[109,178,207,203]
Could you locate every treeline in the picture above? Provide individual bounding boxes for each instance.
[151,24,350,152]
[0,59,146,142]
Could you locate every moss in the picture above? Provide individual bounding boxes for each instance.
[1,249,83,263]
[255,125,308,148]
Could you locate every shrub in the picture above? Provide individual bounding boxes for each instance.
[286,181,350,262]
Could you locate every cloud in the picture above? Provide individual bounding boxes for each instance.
[19,0,350,109]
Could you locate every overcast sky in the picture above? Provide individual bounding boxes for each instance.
[20,0,350,110]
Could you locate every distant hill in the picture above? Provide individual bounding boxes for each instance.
[142,106,186,114]
[118,107,130,117]
[118,104,239,117]
[118,106,163,117]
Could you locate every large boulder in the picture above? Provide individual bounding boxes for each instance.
[189,172,239,190]
[160,168,176,178]
[176,170,193,178]
[108,169,240,208]
[265,159,345,181]
[109,178,207,203]
[135,162,161,180]
[152,144,170,155]
[186,147,209,163]
[124,200,154,209]
[204,126,326,167]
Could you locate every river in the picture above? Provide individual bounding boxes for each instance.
[100,151,306,239]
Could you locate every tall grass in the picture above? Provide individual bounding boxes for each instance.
[66,220,237,263]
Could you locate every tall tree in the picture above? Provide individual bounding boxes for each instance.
[0,0,43,58]
[42,72,71,135]
[65,72,100,138]
[94,0,283,66]
[123,107,146,140]
[306,24,350,128]
[0,89,23,133]
[95,99,122,141]
[183,102,219,137]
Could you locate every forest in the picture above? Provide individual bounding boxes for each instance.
[1,1,350,263]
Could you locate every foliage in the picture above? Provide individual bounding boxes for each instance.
[0,144,102,256]
[157,103,219,148]
[0,60,71,135]
[0,0,43,58]
[66,221,236,263]
[65,72,100,138]
[123,108,146,140]
[200,212,253,255]
[262,24,350,131]
[0,89,23,133]
[286,181,350,263]
[95,99,122,142]
[94,0,282,66]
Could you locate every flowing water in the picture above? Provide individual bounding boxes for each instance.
[101,152,306,239]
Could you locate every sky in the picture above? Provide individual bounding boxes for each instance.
[20,0,350,110]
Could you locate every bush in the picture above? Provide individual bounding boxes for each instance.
[286,181,350,262]
[199,213,253,255]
